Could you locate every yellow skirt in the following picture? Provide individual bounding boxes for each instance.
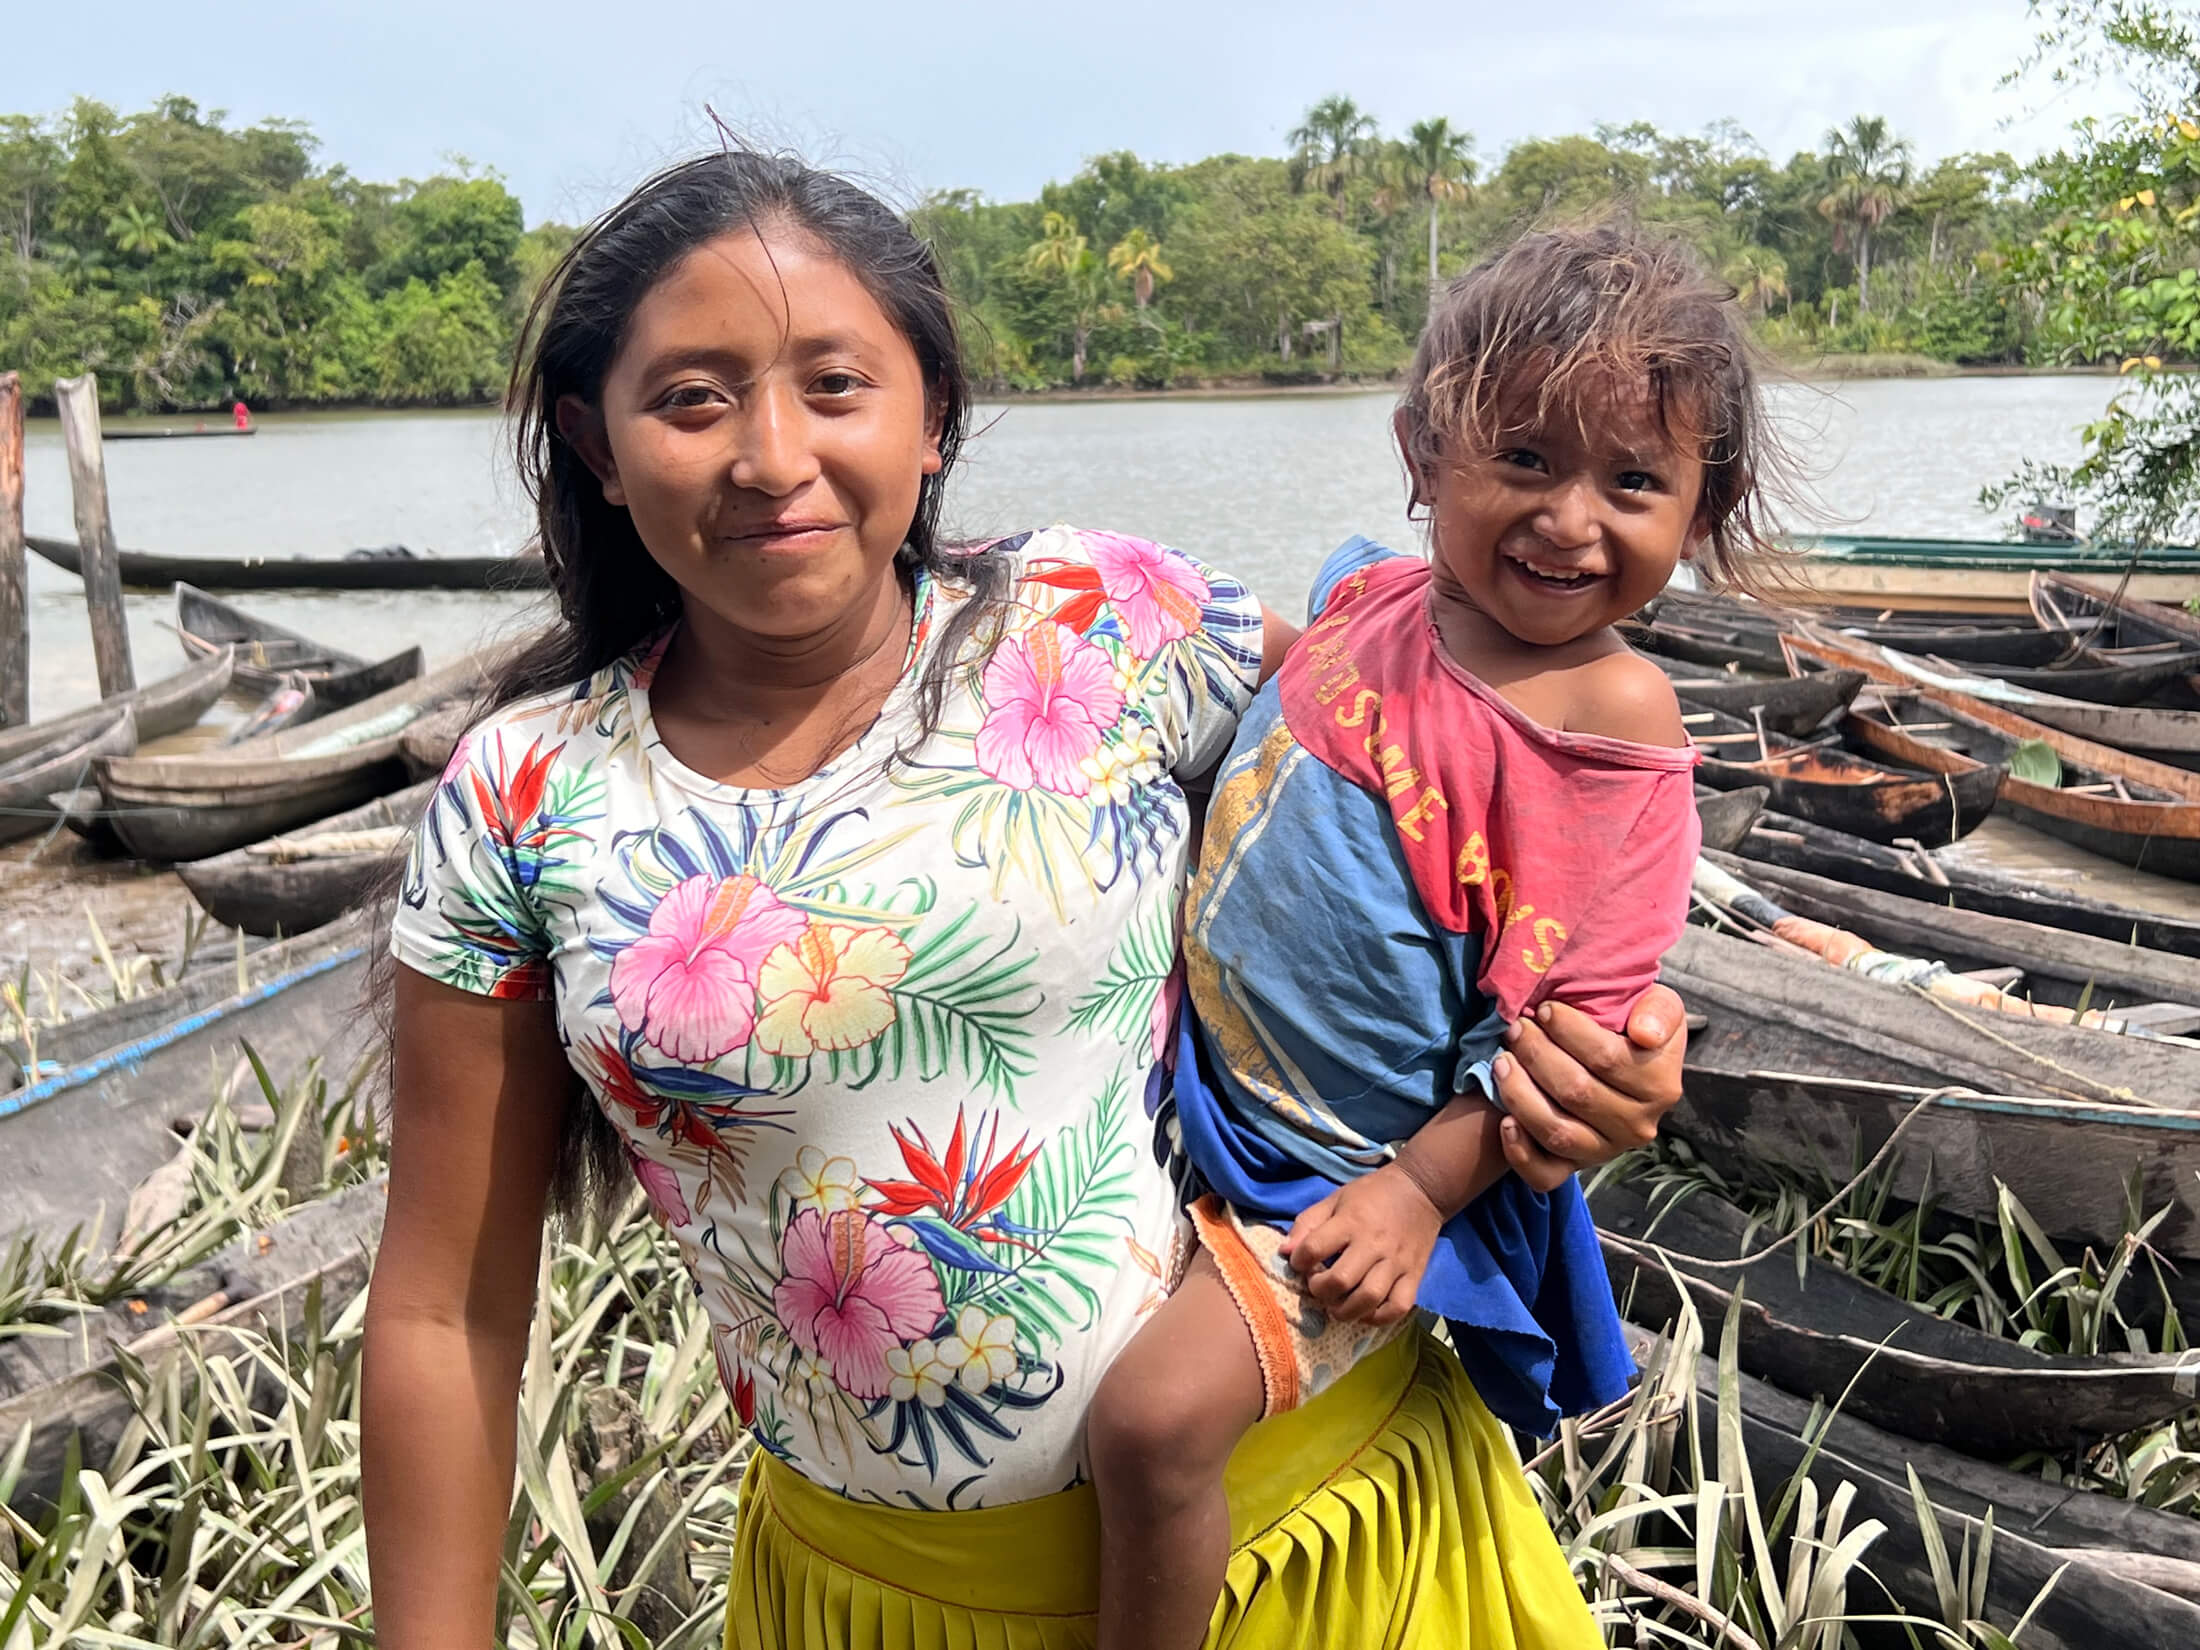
[723,1328,1602,1649]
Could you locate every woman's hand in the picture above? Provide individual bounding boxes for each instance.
[1488,984,1686,1181]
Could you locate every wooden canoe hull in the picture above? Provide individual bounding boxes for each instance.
[1694,786,1767,852]
[173,582,429,706]
[0,707,137,845]
[1662,924,2200,1259]
[31,534,548,592]
[0,649,233,768]
[103,761,412,862]
[1626,1325,2200,1650]
[1695,746,2002,846]
[1595,1179,2200,1454]
[0,919,373,1242]
[1734,809,2200,960]
[178,780,435,935]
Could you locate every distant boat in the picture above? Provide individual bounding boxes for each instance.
[101,423,253,440]
[1786,532,2200,613]
[26,533,549,592]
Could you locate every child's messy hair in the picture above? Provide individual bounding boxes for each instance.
[1396,220,1798,599]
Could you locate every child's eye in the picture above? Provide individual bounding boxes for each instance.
[1497,449,1546,472]
[1616,470,1660,493]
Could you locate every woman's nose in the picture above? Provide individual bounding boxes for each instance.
[728,383,821,496]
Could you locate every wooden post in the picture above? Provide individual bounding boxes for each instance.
[0,372,25,728]
[54,373,134,698]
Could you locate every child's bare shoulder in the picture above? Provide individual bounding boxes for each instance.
[1561,646,1688,748]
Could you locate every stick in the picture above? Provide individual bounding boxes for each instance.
[0,372,23,726]
[53,373,134,697]
[1600,1555,1768,1650]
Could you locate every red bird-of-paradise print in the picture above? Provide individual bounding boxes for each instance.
[865,1107,1040,1239]
[469,734,587,857]
[575,1034,777,1207]
[1021,558,1112,637]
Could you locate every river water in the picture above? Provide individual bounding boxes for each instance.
[12,369,2200,938]
[14,374,2123,722]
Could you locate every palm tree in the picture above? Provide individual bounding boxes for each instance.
[1818,115,1914,314]
[1288,95,1379,208]
[1025,213,1106,382]
[1106,228,1173,308]
[106,201,174,259]
[1721,244,1789,319]
[1402,118,1476,287]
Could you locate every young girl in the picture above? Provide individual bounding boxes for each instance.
[1088,225,1782,1648]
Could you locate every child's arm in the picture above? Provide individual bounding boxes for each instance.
[1279,1093,1574,1326]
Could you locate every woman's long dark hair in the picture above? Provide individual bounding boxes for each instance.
[388,149,1013,1220]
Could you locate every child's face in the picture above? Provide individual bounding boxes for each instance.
[1404,380,1704,649]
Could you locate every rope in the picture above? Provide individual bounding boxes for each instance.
[1606,1084,1961,1273]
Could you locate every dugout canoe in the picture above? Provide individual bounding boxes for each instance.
[1790,630,2200,881]
[1784,531,2200,615]
[1694,785,1767,852]
[1595,1177,2200,1455]
[93,650,496,862]
[1733,808,2200,961]
[0,915,375,1242]
[0,706,137,846]
[28,533,549,593]
[175,583,424,704]
[1925,646,2200,706]
[1801,628,2200,761]
[0,647,233,770]
[1623,1324,2200,1649]
[1660,922,2200,1261]
[2035,569,2200,655]
[0,1175,386,1513]
[1650,656,1866,736]
[1702,846,2200,1018]
[1690,705,2001,847]
[99,422,253,441]
[178,779,435,936]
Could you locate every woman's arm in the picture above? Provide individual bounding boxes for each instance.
[1488,988,1687,1176]
[362,966,569,1648]
[1258,604,1301,684]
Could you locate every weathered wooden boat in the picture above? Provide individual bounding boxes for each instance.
[1924,644,2200,706]
[1596,1177,2200,1454]
[0,1176,385,1513]
[1,915,374,1240]
[1652,655,1865,735]
[1701,847,2200,1019]
[1662,922,2200,1260]
[1624,1324,2200,1649]
[1693,785,1766,852]
[1785,530,2200,614]
[0,647,233,770]
[1735,808,2200,960]
[2035,569,2200,654]
[0,705,137,845]
[1801,627,2200,761]
[100,422,254,440]
[178,779,435,936]
[93,650,498,862]
[1631,608,1793,675]
[1690,704,2001,847]
[175,582,425,704]
[30,533,548,592]
[1791,630,2200,880]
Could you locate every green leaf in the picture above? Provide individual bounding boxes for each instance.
[2005,739,2063,788]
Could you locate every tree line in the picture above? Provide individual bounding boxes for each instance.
[0,64,2180,414]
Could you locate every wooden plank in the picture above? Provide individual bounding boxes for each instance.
[52,373,135,697]
[0,371,24,726]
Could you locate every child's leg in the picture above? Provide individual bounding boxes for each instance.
[1088,1247,1266,1650]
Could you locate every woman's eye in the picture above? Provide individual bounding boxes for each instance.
[661,383,724,410]
[814,371,865,397]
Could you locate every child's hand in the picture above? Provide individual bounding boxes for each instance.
[1278,1165,1443,1326]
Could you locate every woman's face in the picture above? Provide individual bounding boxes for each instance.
[563,223,942,647]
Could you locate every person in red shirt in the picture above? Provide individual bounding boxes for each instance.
[232,399,251,430]
[1087,224,1794,1650]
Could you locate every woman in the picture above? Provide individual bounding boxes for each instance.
[361,150,1686,1649]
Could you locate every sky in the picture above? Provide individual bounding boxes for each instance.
[14,0,2134,224]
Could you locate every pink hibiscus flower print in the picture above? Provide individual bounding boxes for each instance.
[1088,532,1210,658]
[772,1208,944,1401]
[974,622,1127,794]
[608,874,809,1063]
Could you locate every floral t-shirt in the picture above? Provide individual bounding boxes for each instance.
[391,527,1263,1507]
